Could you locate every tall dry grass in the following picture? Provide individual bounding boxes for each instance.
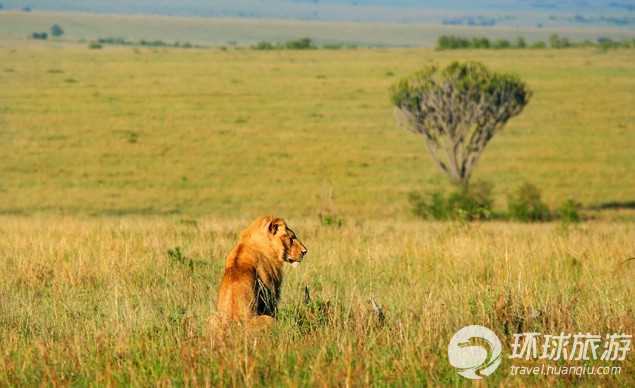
[0,40,633,386]
[1,216,632,385]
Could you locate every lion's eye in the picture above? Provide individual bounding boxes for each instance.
[289,237,295,244]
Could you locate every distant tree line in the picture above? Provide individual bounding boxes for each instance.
[89,37,198,49]
[29,24,64,40]
[437,34,635,50]
[251,37,356,50]
[252,37,316,50]
[31,32,48,40]
[442,16,498,26]
[442,13,633,28]
[572,14,634,26]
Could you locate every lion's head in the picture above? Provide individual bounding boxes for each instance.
[267,217,307,265]
[239,216,307,266]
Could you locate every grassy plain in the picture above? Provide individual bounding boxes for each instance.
[0,40,634,385]
[0,217,633,386]
[1,44,633,218]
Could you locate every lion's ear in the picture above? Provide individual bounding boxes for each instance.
[268,217,286,236]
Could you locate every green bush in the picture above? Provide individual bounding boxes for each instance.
[598,38,620,52]
[50,24,64,38]
[252,41,276,50]
[285,37,315,50]
[448,182,494,221]
[321,214,344,228]
[409,181,493,221]
[549,34,571,48]
[251,38,317,50]
[530,40,547,49]
[167,246,194,271]
[471,37,490,48]
[557,199,581,223]
[507,182,551,222]
[436,35,471,50]
[516,37,527,48]
[492,39,512,49]
[31,32,48,40]
[408,191,446,220]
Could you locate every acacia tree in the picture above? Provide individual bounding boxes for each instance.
[391,61,531,187]
[50,24,64,38]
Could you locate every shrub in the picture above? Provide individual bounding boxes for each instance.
[321,214,344,228]
[252,41,276,50]
[507,182,551,222]
[530,40,547,49]
[50,24,64,37]
[409,181,494,221]
[408,191,447,220]
[31,32,48,40]
[516,37,527,48]
[447,182,494,221]
[471,37,490,49]
[598,38,620,52]
[436,35,471,50]
[557,199,581,223]
[167,246,194,271]
[492,39,512,49]
[549,34,571,48]
[285,37,315,50]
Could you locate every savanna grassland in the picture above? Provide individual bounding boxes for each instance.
[1,217,633,386]
[1,44,633,217]
[0,39,634,386]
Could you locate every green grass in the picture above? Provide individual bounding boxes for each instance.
[0,44,633,219]
[0,39,633,385]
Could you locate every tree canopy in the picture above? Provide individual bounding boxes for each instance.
[50,24,64,37]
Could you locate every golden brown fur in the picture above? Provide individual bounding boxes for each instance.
[211,216,307,331]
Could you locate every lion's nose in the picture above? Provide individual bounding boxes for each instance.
[301,248,307,256]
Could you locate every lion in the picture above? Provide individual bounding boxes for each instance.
[211,216,307,331]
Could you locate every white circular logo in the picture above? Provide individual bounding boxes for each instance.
[448,325,502,379]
